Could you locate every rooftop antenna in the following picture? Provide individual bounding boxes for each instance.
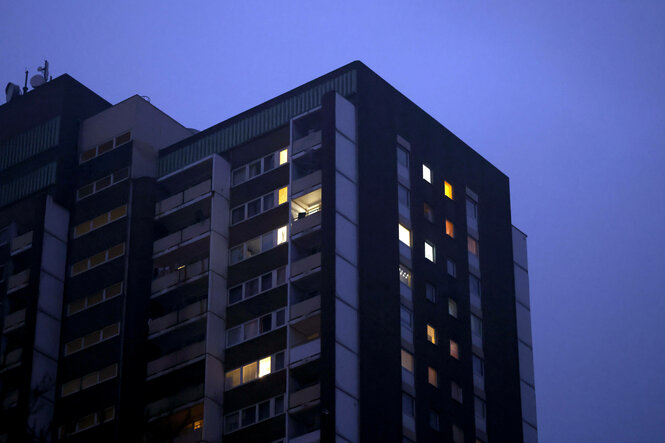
[31,60,49,88]
[37,60,49,81]
[23,69,28,94]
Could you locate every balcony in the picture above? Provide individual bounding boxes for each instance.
[155,180,211,217]
[1,348,22,371]
[290,429,320,443]
[290,338,320,367]
[148,299,207,336]
[290,295,320,322]
[10,231,32,255]
[289,383,320,410]
[291,211,322,237]
[7,269,30,293]
[145,384,204,419]
[292,131,322,156]
[292,171,322,196]
[3,309,26,332]
[291,253,321,279]
[151,258,209,294]
[153,219,210,256]
[146,340,206,378]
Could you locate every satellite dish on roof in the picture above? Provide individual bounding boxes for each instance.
[5,82,21,103]
[30,74,45,88]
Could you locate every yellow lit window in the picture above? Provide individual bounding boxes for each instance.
[279,148,288,165]
[193,420,203,430]
[278,187,288,205]
[277,226,288,245]
[428,366,438,387]
[444,181,453,199]
[450,339,459,359]
[401,349,414,372]
[468,236,478,255]
[258,356,271,377]
[427,324,437,345]
[225,368,241,389]
[398,224,411,247]
[422,164,432,183]
[446,220,454,238]
[243,362,258,383]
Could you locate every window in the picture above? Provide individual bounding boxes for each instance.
[448,298,458,318]
[80,132,131,163]
[225,351,285,390]
[247,199,261,217]
[427,324,437,345]
[61,364,118,397]
[231,207,245,224]
[248,161,261,178]
[76,168,129,201]
[473,355,484,376]
[422,164,432,183]
[401,349,414,372]
[398,224,411,247]
[469,275,481,298]
[398,184,410,208]
[451,381,463,403]
[445,220,454,238]
[67,282,122,316]
[278,186,288,205]
[399,265,412,287]
[73,205,128,238]
[397,146,409,168]
[466,197,478,220]
[226,308,287,347]
[429,410,440,431]
[224,395,286,434]
[471,315,483,337]
[444,181,453,199]
[229,227,288,265]
[279,148,288,165]
[71,243,126,276]
[468,236,479,256]
[242,362,258,383]
[423,202,434,222]
[424,241,436,262]
[277,226,287,244]
[402,393,415,417]
[452,424,464,443]
[450,340,459,359]
[400,305,413,328]
[447,259,456,278]
[264,154,275,171]
[232,148,286,187]
[225,412,239,433]
[428,366,438,387]
[64,323,120,356]
[425,282,436,303]
[475,397,487,419]
[258,357,271,377]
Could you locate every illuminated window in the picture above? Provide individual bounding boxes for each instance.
[450,340,459,359]
[279,148,288,165]
[451,381,463,403]
[446,220,454,238]
[193,420,203,430]
[427,324,437,345]
[398,224,411,247]
[468,236,479,256]
[428,366,438,387]
[425,282,436,303]
[447,259,457,278]
[444,181,453,199]
[424,241,436,262]
[401,349,414,372]
[243,362,258,383]
[422,164,432,183]
[399,265,412,287]
[258,357,271,377]
[277,226,287,244]
[448,299,458,318]
[278,187,288,205]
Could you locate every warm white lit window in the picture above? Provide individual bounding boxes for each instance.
[444,181,454,199]
[424,241,436,262]
[450,339,459,359]
[258,357,271,378]
[446,220,454,238]
[468,236,479,256]
[422,164,432,183]
[277,226,288,245]
[401,349,414,372]
[398,224,411,247]
[279,148,288,165]
[243,362,258,383]
[399,264,412,287]
[448,298,458,318]
[428,366,438,387]
[427,324,437,345]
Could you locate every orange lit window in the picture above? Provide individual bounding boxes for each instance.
[193,420,203,430]
[427,325,437,345]
[278,187,288,205]
[450,340,459,359]
[401,349,414,372]
[444,181,453,199]
[428,366,438,387]
[279,148,288,165]
[446,220,454,238]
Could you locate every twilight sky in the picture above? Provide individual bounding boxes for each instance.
[2,1,665,441]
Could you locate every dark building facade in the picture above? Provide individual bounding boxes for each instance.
[0,62,537,443]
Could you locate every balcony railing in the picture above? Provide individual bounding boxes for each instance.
[153,219,211,255]
[3,309,26,332]
[290,429,320,443]
[1,348,22,368]
[155,180,211,217]
[145,384,204,419]
[292,171,322,196]
[290,295,320,321]
[146,341,206,377]
[10,231,33,255]
[291,212,321,237]
[290,338,320,366]
[7,269,30,293]
[151,258,209,294]
[148,300,207,335]
[292,131,321,156]
[291,253,321,279]
[289,383,320,410]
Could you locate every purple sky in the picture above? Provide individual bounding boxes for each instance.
[3,1,665,441]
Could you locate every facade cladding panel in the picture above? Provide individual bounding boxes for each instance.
[0,61,536,442]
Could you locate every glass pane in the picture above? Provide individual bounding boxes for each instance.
[245,278,259,297]
[275,309,285,326]
[398,224,411,246]
[231,207,245,224]
[401,349,414,372]
[400,306,412,328]
[227,327,242,346]
[229,246,243,265]
[108,243,125,259]
[398,184,410,207]
[397,146,409,167]
[225,412,239,432]
[91,214,108,229]
[258,401,270,420]
[229,286,243,304]
[263,154,275,171]
[232,168,246,186]
[89,251,106,267]
[95,175,112,191]
[80,148,96,162]
[98,140,114,154]
[74,222,91,237]
[247,199,261,217]
[77,184,94,199]
[225,369,241,390]
[244,320,258,340]
[246,237,261,257]
[87,291,103,307]
[274,352,285,370]
[113,167,129,182]
[115,132,131,146]
[258,356,271,377]
[260,273,272,291]
[262,233,273,251]
[109,205,127,221]
[402,393,414,416]
[276,267,286,285]
[242,362,258,383]
[260,314,272,333]
[274,395,284,414]
[103,323,119,338]
[106,282,123,298]
[68,298,86,315]
[248,161,262,178]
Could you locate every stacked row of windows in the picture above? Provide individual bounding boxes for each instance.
[70,243,125,276]
[64,322,120,356]
[226,308,286,347]
[76,167,129,201]
[231,186,288,225]
[228,266,287,305]
[58,406,115,438]
[224,394,284,434]
[73,204,127,238]
[67,281,123,316]
[224,351,286,390]
[61,364,118,397]
[229,227,287,265]
[80,131,131,163]
[231,147,288,186]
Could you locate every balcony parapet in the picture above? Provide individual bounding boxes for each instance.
[289,383,320,410]
[148,300,207,336]
[292,171,322,196]
[145,384,204,419]
[290,338,320,367]
[292,131,321,156]
[291,253,321,279]
[146,341,206,377]
[10,231,32,255]
[290,429,321,443]
[155,180,211,217]
[153,219,211,255]
[151,258,209,294]
[290,295,320,322]
[7,269,30,293]
[3,309,26,332]
[291,211,321,237]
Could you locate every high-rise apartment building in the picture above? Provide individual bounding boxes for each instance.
[1,61,537,442]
